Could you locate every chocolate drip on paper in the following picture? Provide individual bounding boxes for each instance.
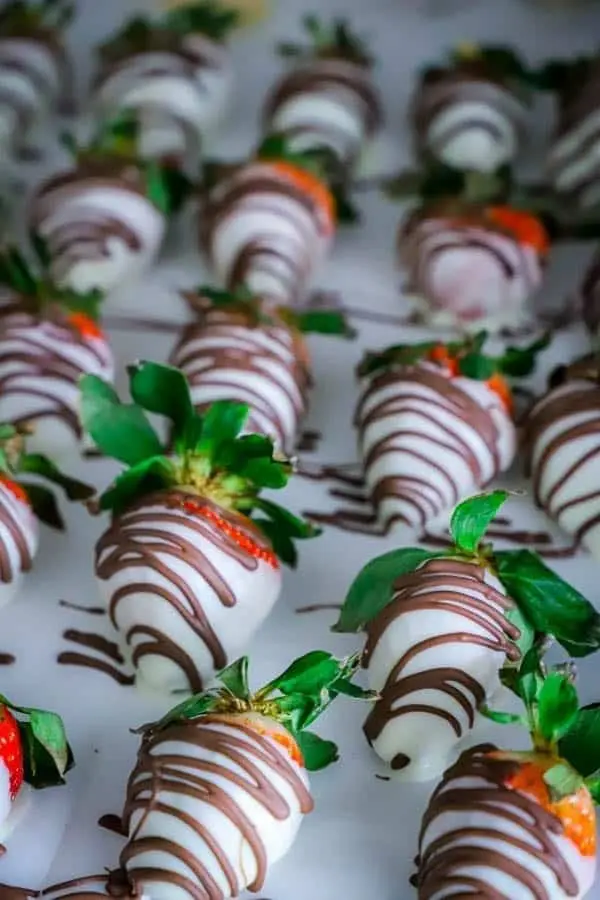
[98,813,127,837]
[363,558,519,768]
[59,600,105,616]
[120,716,312,898]
[417,744,579,898]
[95,489,274,693]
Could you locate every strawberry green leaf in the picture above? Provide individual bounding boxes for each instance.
[270,651,342,696]
[294,730,338,771]
[537,672,579,744]
[495,550,600,656]
[252,518,297,568]
[162,1,240,41]
[498,333,551,377]
[195,401,249,459]
[450,490,510,554]
[19,723,75,789]
[217,656,250,700]
[357,342,438,378]
[293,309,355,338]
[30,229,51,269]
[238,456,289,489]
[28,708,70,776]
[0,246,38,295]
[543,763,584,802]
[21,483,65,530]
[252,498,319,538]
[98,456,177,515]
[500,642,547,710]
[18,453,94,501]
[333,548,442,633]
[80,374,163,466]
[479,705,525,726]
[559,704,600,778]
[137,691,219,734]
[128,361,195,450]
[457,353,497,380]
[144,162,171,215]
[329,677,375,700]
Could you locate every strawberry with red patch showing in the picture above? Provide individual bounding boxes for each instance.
[0,695,73,844]
[0,247,113,457]
[81,361,319,695]
[0,422,93,608]
[115,650,372,900]
[355,332,547,534]
[417,645,600,899]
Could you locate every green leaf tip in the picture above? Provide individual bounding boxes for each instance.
[81,362,317,565]
[0,694,74,790]
[450,490,510,554]
[137,650,374,771]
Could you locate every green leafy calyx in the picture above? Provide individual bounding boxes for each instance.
[61,115,193,216]
[278,14,373,67]
[99,3,238,61]
[0,423,93,529]
[358,330,549,380]
[80,362,319,566]
[0,0,74,34]
[137,651,374,772]
[0,694,74,789]
[192,284,354,337]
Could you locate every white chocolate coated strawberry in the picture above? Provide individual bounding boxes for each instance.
[401,217,543,330]
[94,35,232,166]
[120,712,313,900]
[0,481,38,609]
[0,313,114,457]
[362,557,519,782]
[95,490,281,694]
[28,174,166,295]
[356,362,516,531]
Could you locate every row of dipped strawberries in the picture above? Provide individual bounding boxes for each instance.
[1,472,600,900]
[4,1,600,333]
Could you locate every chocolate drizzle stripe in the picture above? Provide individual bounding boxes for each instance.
[0,485,34,583]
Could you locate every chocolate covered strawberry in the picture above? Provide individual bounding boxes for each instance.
[355,332,549,532]
[81,361,319,695]
[201,134,339,306]
[93,3,238,171]
[417,650,600,898]
[411,44,532,173]
[264,15,382,172]
[169,284,353,454]
[0,422,92,607]
[0,1,74,161]
[399,189,549,330]
[113,650,371,900]
[0,694,73,843]
[0,246,113,456]
[28,115,188,296]
[525,355,600,560]
[335,490,600,781]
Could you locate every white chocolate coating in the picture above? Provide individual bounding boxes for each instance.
[95,491,282,695]
[363,557,518,782]
[121,714,312,900]
[264,58,381,169]
[28,174,166,295]
[548,108,600,209]
[0,482,38,608]
[400,216,543,330]
[169,307,309,454]
[413,77,527,173]
[0,312,114,457]
[204,162,333,306]
[94,35,232,166]
[0,36,65,158]
[526,379,600,559]
[418,747,596,899]
[356,362,516,531]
